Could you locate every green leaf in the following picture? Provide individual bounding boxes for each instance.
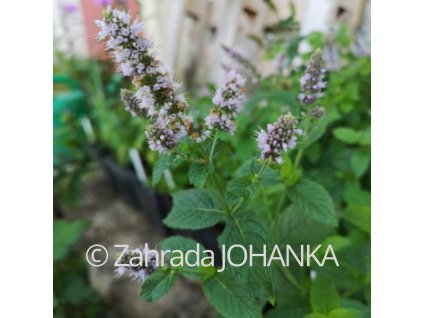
[160,236,212,278]
[333,127,360,144]
[203,271,261,318]
[264,294,310,318]
[53,219,89,262]
[351,150,370,177]
[218,212,274,306]
[311,276,340,314]
[152,155,180,185]
[163,189,222,230]
[343,184,371,206]
[328,308,360,318]
[280,205,334,245]
[344,205,370,234]
[188,162,214,188]
[140,269,177,301]
[287,179,337,226]
[226,176,259,207]
[60,275,93,305]
[358,128,370,146]
[333,127,371,146]
[160,236,206,262]
[281,154,293,179]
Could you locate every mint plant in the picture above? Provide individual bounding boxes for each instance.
[96,6,370,318]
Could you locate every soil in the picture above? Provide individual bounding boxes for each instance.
[65,169,215,318]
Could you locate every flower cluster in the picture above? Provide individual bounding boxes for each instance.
[206,70,246,134]
[96,6,201,153]
[298,51,326,106]
[257,113,302,163]
[114,245,159,283]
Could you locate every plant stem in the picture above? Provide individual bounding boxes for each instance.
[275,190,287,217]
[257,160,268,178]
[293,117,311,169]
[209,131,218,164]
[198,143,230,213]
[293,148,304,169]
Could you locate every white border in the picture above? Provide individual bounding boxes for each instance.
[372,0,423,317]
[0,0,52,316]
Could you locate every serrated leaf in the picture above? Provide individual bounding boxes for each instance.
[189,162,214,188]
[226,176,259,207]
[203,270,262,318]
[163,189,223,230]
[311,276,340,314]
[237,159,280,185]
[218,212,274,306]
[140,269,177,301]
[287,179,337,226]
[160,236,206,266]
[280,205,334,245]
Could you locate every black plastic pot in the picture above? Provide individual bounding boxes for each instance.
[96,151,166,234]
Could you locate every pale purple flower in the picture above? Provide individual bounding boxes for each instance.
[96,7,206,153]
[257,113,302,163]
[206,70,246,134]
[120,61,134,76]
[299,51,326,106]
[114,245,159,284]
[146,122,179,154]
[135,86,156,117]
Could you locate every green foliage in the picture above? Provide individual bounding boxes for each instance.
[287,179,337,226]
[53,219,102,317]
[310,276,340,314]
[189,162,214,188]
[164,189,223,229]
[143,25,371,314]
[140,269,177,301]
[54,219,90,262]
[203,270,262,318]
